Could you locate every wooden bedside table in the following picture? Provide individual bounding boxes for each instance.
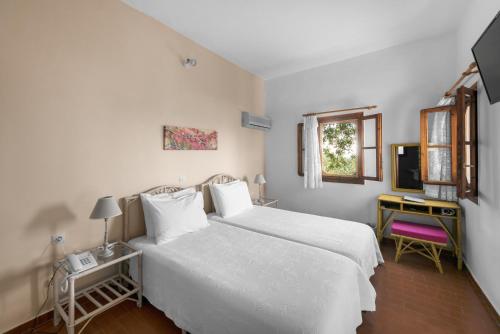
[253,198,278,208]
[53,241,142,334]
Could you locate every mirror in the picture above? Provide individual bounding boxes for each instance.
[391,144,423,193]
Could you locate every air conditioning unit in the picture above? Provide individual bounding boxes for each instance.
[241,112,272,131]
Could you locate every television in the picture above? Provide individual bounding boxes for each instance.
[472,11,500,104]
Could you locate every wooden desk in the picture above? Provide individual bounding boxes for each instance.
[376,194,462,270]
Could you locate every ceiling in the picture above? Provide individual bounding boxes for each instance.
[123,0,469,79]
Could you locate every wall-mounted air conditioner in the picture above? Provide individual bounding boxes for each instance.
[241,112,272,131]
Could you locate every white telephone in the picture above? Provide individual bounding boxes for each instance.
[66,251,98,273]
[59,252,98,294]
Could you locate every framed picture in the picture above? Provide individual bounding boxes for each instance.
[163,125,217,150]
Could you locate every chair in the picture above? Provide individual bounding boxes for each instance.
[391,220,448,273]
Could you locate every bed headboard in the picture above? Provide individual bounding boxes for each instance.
[122,185,182,242]
[196,174,238,213]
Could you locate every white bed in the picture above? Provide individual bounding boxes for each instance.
[201,175,384,278]
[129,221,375,334]
[123,183,376,334]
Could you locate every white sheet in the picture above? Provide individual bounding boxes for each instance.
[129,221,375,334]
[209,206,384,277]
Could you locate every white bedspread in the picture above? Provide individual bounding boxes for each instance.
[209,206,384,277]
[129,221,375,334]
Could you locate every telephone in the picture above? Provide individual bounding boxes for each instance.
[66,251,98,273]
[59,252,98,294]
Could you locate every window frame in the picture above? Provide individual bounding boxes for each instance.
[297,112,383,184]
[319,113,364,184]
[362,113,383,181]
[419,105,458,186]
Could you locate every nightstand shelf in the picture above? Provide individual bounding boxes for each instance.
[53,241,142,334]
[56,274,139,327]
[253,198,278,208]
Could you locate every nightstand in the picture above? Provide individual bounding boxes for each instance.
[53,241,142,334]
[252,198,278,208]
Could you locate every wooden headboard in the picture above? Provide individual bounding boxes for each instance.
[196,174,238,213]
[122,185,182,242]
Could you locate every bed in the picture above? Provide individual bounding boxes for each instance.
[123,184,376,334]
[199,174,384,278]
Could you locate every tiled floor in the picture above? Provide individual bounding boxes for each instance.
[25,242,499,334]
[358,242,499,334]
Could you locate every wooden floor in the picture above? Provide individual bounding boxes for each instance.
[28,242,499,334]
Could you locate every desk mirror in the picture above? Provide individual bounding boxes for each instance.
[391,143,423,193]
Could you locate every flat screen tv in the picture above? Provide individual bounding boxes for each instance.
[472,11,500,104]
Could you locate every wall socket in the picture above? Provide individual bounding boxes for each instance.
[51,234,65,245]
[179,175,186,185]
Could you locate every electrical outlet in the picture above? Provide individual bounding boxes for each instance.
[179,175,186,185]
[51,234,65,245]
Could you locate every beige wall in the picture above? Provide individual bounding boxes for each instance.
[0,0,264,331]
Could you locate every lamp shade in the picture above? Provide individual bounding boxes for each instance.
[254,174,266,185]
[90,196,122,219]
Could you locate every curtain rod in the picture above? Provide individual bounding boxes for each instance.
[302,105,378,117]
[444,62,478,97]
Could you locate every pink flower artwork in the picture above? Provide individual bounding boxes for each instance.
[163,126,218,150]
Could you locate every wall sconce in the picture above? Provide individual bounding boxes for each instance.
[183,58,197,68]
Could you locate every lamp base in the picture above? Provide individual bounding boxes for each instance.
[98,245,114,258]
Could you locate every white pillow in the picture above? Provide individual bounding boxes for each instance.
[140,193,161,238]
[211,181,253,218]
[140,187,196,238]
[141,192,208,244]
[209,180,239,214]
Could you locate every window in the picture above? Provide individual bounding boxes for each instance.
[297,112,382,184]
[457,85,478,203]
[320,114,363,183]
[419,85,478,203]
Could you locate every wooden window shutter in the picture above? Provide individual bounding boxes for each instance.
[362,113,383,181]
[456,86,478,202]
[297,123,304,176]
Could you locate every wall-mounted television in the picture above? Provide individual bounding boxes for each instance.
[472,11,500,105]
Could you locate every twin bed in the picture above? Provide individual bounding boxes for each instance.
[123,174,383,334]
[208,206,383,278]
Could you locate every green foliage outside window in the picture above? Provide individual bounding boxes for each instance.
[321,121,358,176]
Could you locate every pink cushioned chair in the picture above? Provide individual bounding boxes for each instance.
[391,220,448,273]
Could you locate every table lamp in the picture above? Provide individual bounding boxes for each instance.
[90,196,122,258]
[254,174,266,204]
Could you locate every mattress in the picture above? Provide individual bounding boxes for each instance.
[129,221,376,334]
[209,206,384,277]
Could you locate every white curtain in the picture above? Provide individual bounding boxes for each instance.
[303,116,323,189]
[423,97,457,201]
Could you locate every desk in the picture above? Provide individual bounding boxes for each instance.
[376,194,462,270]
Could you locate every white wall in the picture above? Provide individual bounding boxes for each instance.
[456,0,500,314]
[265,33,457,225]
[266,4,500,313]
